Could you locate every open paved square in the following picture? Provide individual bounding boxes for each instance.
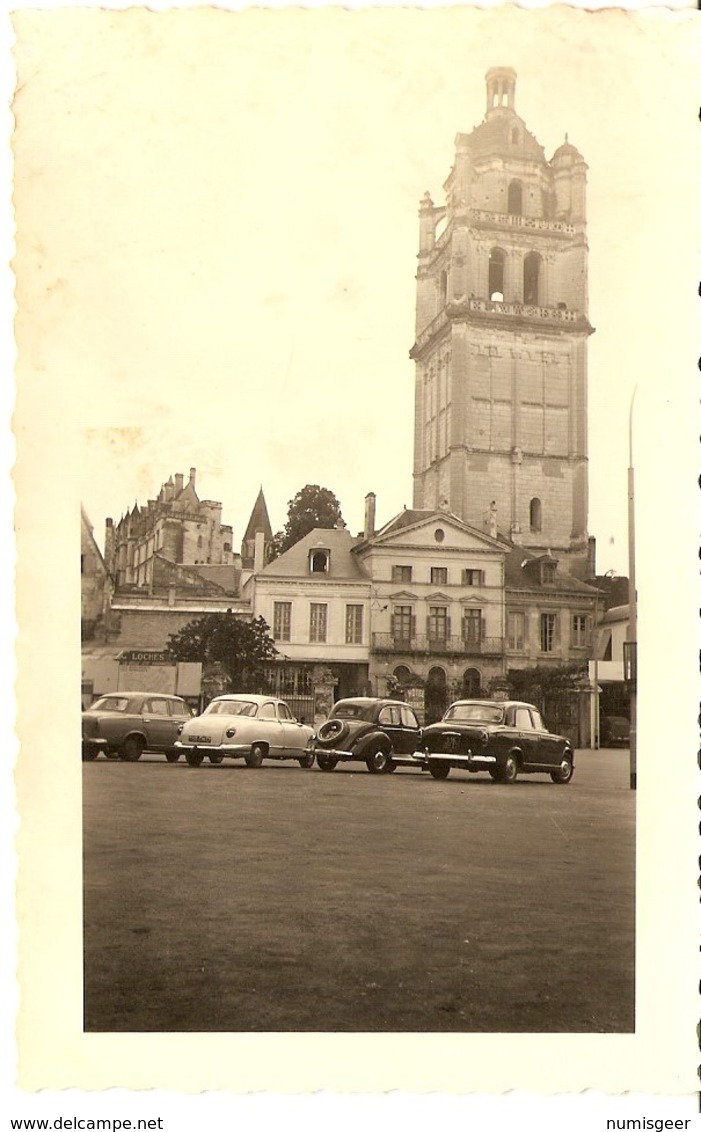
[83,748,634,1032]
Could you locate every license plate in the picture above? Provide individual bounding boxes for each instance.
[189,735,211,744]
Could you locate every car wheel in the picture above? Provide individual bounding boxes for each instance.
[298,752,315,769]
[550,754,574,784]
[120,736,144,762]
[317,753,339,772]
[185,750,205,767]
[208,753,224,765]
[498,753,519,784]
[366,748,389,774]
[165,752,180,763]
[82,748,99,762]
[428,763,450,780]
[245,745,265,769]
[386,759,398,774]
[488,768,500,781]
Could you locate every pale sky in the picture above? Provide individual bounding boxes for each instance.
[13,3,699,578]
[7,0,701,1109]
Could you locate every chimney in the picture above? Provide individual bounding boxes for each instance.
[587,536,597,580]
[253,529,265,574]
[175,473,184,494]
[189,467,196,488]
[364,493,376,539]
[487,500,498,540]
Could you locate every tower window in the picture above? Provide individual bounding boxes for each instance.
[507,180,523,216]
[488,248,505,302]
[511,128,520,145]
[439,269,449,307]
[524,252,541,305]
[529,497,542,532]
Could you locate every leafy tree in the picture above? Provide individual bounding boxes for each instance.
[166,612,278,693]
[271,484,344,557]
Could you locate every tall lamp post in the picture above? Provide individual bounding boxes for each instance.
[624,387,638,791]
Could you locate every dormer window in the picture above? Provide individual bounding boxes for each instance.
[541,561,557,585]
[310,549,330,574]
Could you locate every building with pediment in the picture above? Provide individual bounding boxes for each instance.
[411,67,593,579]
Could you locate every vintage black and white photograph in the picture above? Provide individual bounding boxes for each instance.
[9,0,698,1102]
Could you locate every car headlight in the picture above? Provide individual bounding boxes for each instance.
[480,730,488,746]
[225,727,237,738]
[177,724,184,735]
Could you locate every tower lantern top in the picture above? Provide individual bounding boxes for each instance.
[485,66,517,115]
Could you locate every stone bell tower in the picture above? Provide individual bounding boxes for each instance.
[410,67,593,577]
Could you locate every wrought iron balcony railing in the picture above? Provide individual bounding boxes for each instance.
[372,633,504,657]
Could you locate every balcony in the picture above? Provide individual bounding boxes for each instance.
[410,298,592,358]
[469,208,575,237]
[372,633,505,657]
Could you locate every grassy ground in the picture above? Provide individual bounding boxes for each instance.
[83,749,634,1032]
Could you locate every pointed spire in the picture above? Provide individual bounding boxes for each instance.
[243,487,273,542]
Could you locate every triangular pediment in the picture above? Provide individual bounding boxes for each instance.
[425,590,451,603]
[388,590,419,601]
[370,509,506,554]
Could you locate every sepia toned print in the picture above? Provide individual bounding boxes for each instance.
[12,3,699,1095]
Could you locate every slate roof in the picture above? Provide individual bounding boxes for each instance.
[259,527,369,581]
[504,545,600,595]
[243,487,273,542]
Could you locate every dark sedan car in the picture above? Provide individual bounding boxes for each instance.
[309,697,422,773]
[82,692,193,762]
[420,699,575,784]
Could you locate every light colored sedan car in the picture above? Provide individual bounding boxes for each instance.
[175,694,315,768]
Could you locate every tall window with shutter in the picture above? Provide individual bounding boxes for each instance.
[392,605,414,644]
[462,608,483,647]
[428,606,449,643]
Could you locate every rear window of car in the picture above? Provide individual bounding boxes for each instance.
[443,704,504,724]
[205,700,259,717]
[90,696,131,713]
[332,702,375,722]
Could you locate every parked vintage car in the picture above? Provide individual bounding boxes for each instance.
[81,692,193,762]
[174,694,315,768]
[600,715,630,748]
[420,699,575,784]
[309,697,422,773]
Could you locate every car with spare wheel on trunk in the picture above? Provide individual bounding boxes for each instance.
[308,697,423,774]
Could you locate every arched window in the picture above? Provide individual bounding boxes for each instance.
[529,497,542,533]
[393,665,412,685]
[524,252,541,305]
[488,248,505,301]
[310,550,329,573]
[425,666,448,724]
[461,668,482,697]
[507,180,523,215]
